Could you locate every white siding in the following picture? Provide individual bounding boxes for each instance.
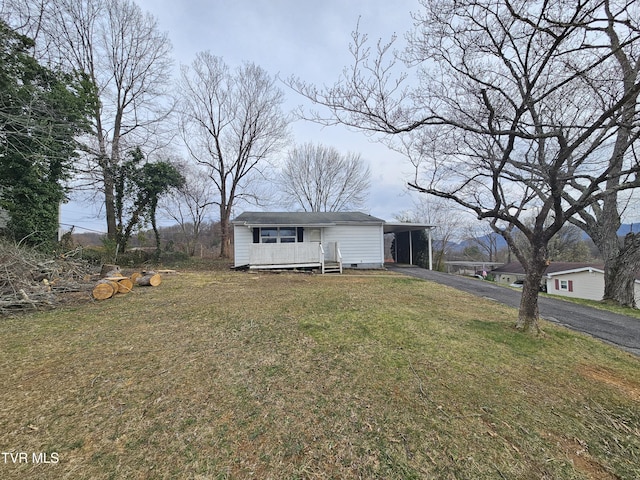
[546,270,604,301]
[233,225,253,267]
[323,224,384,268]
[233,222,385,269]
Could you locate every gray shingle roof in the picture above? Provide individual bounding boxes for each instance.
[232,211,385,226]
[491,261,604,275]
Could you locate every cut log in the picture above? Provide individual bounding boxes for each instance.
[92,280,118,300]
[157,269,177,275]
[100,264,121,278]
[105,276,133,293]
[130,272,142,284]
[135,273,162,287]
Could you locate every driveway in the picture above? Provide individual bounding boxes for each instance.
[387,265,640,356]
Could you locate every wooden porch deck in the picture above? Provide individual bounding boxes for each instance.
[247,242,342,274]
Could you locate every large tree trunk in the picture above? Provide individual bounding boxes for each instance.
[511,238,548,334]
[219,204,232,259]
[578,214,640,307]
[104,173,117,241]
[516,263,545,334]
[603,233,640,307]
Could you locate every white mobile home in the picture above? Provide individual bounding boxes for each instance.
[545,266,606,301]
[545,266,640,306]
[232,212,387,272]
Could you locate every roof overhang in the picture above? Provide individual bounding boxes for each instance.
[545,267,605,277]
[231,211,386,227]
[234,221,336,228]
[383,222,435,234]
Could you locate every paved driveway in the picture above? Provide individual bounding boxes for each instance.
[387,265,640,356]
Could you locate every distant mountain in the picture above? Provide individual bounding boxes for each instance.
[454,224,638,251]
[616,223,640,236]
[578,223,639,240]
[452,234,507,251]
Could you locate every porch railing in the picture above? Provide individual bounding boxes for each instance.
[249,242,323,268]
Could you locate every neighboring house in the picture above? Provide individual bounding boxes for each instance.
[491,262,529,286]
[232,211,433,273]
[545,266,606,301]
[545,266,640,306]
[492,261,601,288]
[492,261,640,306]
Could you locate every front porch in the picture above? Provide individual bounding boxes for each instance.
[248,242,342,274]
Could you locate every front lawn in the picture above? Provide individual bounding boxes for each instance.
[1,270,638,479]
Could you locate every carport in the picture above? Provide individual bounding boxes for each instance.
[384,222,435,270]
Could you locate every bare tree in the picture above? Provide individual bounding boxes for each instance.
[547,226,593,263]
[6,0,175,240]
[289,0,640,332]
[399,195,468,271]
[465,223,502,263]
[278,142,371,212]
[162,163,217,256]
[510,220,594,264]
[564,1,640,306]
[179,52,290,258]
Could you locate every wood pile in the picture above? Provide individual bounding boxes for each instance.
[92,268,167,300]
[0,240,176,315]
[0,241,97,314]
[0,241,174,311]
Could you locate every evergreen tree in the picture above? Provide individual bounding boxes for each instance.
[0,20,94,248]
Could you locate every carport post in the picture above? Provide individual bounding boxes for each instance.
[409,230,413,265]
[428,228,433,270]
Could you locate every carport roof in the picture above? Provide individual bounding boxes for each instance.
[383,222,435,234]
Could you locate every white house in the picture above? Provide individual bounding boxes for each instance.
[232,211,433,273]
[545,266,640,306]
[545,266,606,301]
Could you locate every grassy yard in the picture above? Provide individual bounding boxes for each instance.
[1,269,639,479]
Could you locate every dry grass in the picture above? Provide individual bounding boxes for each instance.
[1,270,639,479]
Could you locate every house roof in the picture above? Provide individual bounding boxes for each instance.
[491,261,604,275]
[493,261,640,281]
[546,266,605,277]
[232,211,386,227]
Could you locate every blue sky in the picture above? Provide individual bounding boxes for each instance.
[60,0,422,234]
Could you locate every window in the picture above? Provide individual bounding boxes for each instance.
[254,227,301,244]
[278,227,297,243]
[555,279,574,292]
[260,228,279,243]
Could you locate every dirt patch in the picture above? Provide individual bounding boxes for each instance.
[578,365,640,402]
[556,436,618,480]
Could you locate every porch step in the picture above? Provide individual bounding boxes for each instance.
[323,262,342,274]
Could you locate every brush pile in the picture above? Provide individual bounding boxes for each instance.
[0,241,97,314]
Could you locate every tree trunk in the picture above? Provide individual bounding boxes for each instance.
[513,243,548,334]
[100,264,121,277]
[92,280,118,300]
[603,232,640,307]
[105,176,117,241]
[516,268,544,334]
[219,205,232,259]
[150,200,161,261]
[135,272,162,286]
